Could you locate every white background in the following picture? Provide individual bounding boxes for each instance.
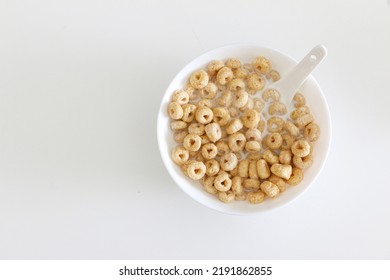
[0,0,389,259]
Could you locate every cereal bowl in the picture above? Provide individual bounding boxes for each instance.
[157,44,331,215]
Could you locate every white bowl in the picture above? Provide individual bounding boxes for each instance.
[157,44,331,215]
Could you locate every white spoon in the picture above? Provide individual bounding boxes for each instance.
[267,45,327,105]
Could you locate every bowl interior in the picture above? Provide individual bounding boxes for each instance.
[157,45,331,215]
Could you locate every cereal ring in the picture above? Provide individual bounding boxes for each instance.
[183,134,202,151]
[212,107,230,127]
[267,117,284,133]
[290,106,310,120]
[228,132,246,152]
[268,174,286,192]
[218,191,235,203]
[293,92,306,108]
[231,176,243,195]
[216,141,230,157]
[188,123,205,135]
[200,82,218,99]
[245,141,261,153]
[168,102,183,120]
[256,159,270,179]
[181,104,197,123]
[287,167,304,185]
[268,102,287,115]
[262,89,280,102]
[241,109,260,129]
[266,69,280,82]
[270,163,292,180]
[232,89,249,108]
[293,154,313,169]
[205,159,220,176]
[279,150,292,165]
[265,132,283,150]
[253,98,265,113]
[247,191,265,204]
[216,67,234,85]
[220,152,238,171]
[245,128,262,142]
[281,133,295,150]
[172,89,189,105]
[204,122,222,143]
[226,58,241,69]
[229,78,246,92]
[238,158,249,178]
[226,118,243,135]
[284,121,300,137]
[263,149,279,165]
[190,69,209,89]
[173,130,188,143]
[202,176,218,194]
[249,160,259,179]
[214,171,232,192]
[260,181,279,198]
[170,120,187,131]
[171,146,189,165]
[243,178,260,190]
[207,60,224,76]
[291,139,311,157]
[232,67,248,79]
[247,73,265,91]
[201,143,218,160]
[252,56,271,74]
[304,122,320,142]
[185,161,206,180]
[195,106,214,124]
[295,114,314,129]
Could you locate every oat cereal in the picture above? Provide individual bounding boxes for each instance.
[168,55,321,204]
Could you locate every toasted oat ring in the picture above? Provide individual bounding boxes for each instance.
[265,132,283,150]
[214,171,232,192]
[183,134,202,152]
[185,161,206,180]
[171,146,189,165]
[291,139,311,157]
[190,69,209,89]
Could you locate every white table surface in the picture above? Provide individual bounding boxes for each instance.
[0,0,389,259]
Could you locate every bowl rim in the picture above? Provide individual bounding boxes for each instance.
[157,43,332,215]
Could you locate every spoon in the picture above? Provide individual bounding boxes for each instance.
[267,45,327,106]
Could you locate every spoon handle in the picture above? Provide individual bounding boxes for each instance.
[274,45,327,105]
